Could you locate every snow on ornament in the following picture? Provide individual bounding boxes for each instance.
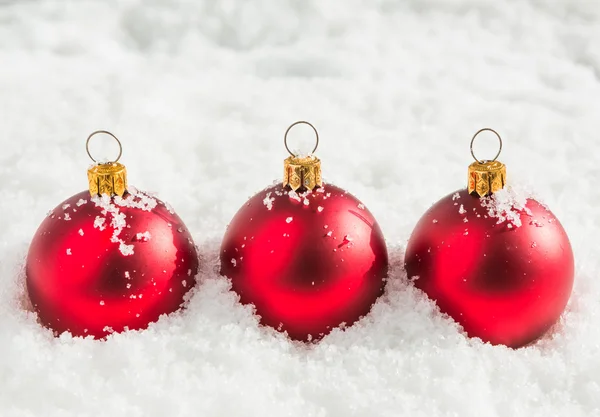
[220,121,389,342]
[26,130,199,338]
[404,128,574,348]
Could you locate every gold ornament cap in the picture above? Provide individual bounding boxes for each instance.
[467,128,506,197]
[85,130,128,197]
[284,155,322,192]
[282,121,323,192]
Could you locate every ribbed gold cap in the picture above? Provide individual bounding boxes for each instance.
[87,162,127,197]
[468,160,506,197]
[283,156,322,192]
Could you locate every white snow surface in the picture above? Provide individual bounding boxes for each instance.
[1,1,600,416]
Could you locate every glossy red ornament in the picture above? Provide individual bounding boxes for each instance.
[26,190,198,338]
[405,188,574,348]
[220,183,388,341]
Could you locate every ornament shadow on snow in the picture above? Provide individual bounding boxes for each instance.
[25,131,199,339]
[220,121,389,342]
[404,128,574,348]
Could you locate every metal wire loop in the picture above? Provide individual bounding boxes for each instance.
[284,121,319,157]
[470,128,502,163]
[86,130,123,163]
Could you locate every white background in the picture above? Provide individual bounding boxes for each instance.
[0,1,599,416]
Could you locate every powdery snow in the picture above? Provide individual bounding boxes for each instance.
[91,191,158,255]
[480,185,534,228]
[0,1,599,416]
[288,190,302,202]
[93,216,106,231]
[135,231,152,242]
[262,192,275,210]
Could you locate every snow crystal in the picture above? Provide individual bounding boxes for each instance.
[78,229,84,236]
[66,248,71,255]
[93,216,106,231]
[452,193,461,201]
[76,199,87,207]
[458,204,466,214]
[63,213,71,221]
[358,203,365,210]
[62,204,70,210]
[231,258,237,267]
[480,186,533,228]
[263,192,275,210]
[317,206,324,212]
[113,190,158,212]
[119,242,134,256]
[299,189,312,198]
[288,190,301,202]
[136,231,152,241]
[110,212,127,238]
[91,191,159,256]
[286,217,293,223]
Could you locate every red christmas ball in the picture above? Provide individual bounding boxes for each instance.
[26,189,198,338]
[220,183,388,341]
[405,188,574,348]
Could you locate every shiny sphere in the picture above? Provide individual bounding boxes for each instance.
[220,183,388,341]
[405,189,574,348]
[26,190,199,338]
